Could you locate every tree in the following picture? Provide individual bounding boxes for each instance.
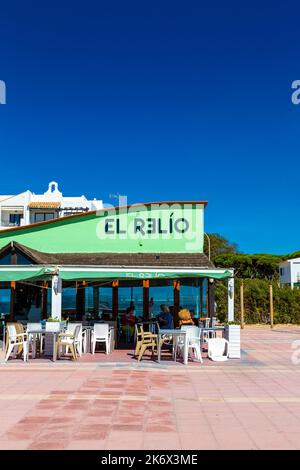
[213,253,281,280]
[204,233,238,260]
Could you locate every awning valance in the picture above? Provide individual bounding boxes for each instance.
[58,267,233,281]
[0,266,233,282]
[0,266,53,282]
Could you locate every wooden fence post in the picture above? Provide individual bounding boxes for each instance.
[269,284,274,328]
[240,281,245,329]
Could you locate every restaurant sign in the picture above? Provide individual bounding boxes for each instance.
[95,202,204,253]
[0,201,205,254]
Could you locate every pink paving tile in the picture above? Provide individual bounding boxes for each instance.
[87,409,115,417]
[112,425,144,431]
[179,432,219,450]
[19,416,50,425]
[145,425,177,433]
[143,434,182,450]
[2,325,300,450]
[72,430,108,440]
[66,440,107,450]
[0,440,32,450]
[28,440,70,450]
[105,440,143,450]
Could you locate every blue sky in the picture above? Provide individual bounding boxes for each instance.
[0,0,299,254]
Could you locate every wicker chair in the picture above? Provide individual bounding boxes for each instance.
[134,323,156,358]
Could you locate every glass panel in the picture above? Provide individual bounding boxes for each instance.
[180,285,201,317]
[15,285,42,321]
[149,285,174,318]
[16,253,32,265]
[0,254,11,265]
[34,212,55,223]
[47,288,51,317]
[117,286,142,343]
[0,288,10,315]
[34,213,45,223]
[9,213,22,226]
[62,287,76,316]
[119,286,143,318]
[0,253,33,265]
[99,287,112,319]
[85,286,93,312]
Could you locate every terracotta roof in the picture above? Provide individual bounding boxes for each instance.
[28,202,61,209]
[0,242,215,268]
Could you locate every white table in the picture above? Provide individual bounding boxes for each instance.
[29,329,59,362]
[157,329,188,365]
[201,326,225,342]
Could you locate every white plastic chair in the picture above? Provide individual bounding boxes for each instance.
[207,338,229,362]
[209,317,217,339]
[55,325,81,360]
[109,327,115,352]
[5,325,28,362]
[65,322,86,355]
[202,317,213,342]
[176,325,203,363]
[91,324,111,354]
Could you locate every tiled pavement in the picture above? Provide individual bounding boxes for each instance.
[0,325,300,450]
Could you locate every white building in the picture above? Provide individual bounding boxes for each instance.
[0,181,103,229]
[279,257,300,289]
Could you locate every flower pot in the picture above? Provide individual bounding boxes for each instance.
[224,325,241,359]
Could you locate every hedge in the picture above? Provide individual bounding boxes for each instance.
[215,278,300,324]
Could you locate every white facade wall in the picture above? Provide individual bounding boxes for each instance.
[0,182,103,230]
[279,258,300,288]
[290,260,300,287]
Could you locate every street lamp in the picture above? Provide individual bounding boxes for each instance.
[204,232,211,260]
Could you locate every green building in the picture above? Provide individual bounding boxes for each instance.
[0,201,234,340]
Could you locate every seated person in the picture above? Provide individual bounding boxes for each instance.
[178,308,195,327]
[121,304,136,339]
[190,309,199,326]
[157,304,173,329]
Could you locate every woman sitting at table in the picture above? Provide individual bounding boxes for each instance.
[121,302,136,340]
[178,308,194,327]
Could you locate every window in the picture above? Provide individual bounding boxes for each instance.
[180,284,201,317]
[84,286,113,319]
[62,287,76,311]
[119,286,143,317]
[34,212,55,223]
[0,288,11,315]
[16,253,32,265]
[149,285,174,317]
[0,254,11,265]
[9,213,22,226]
[280,268,284,276]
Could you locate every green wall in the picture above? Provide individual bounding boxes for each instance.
[0,203,204,254]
